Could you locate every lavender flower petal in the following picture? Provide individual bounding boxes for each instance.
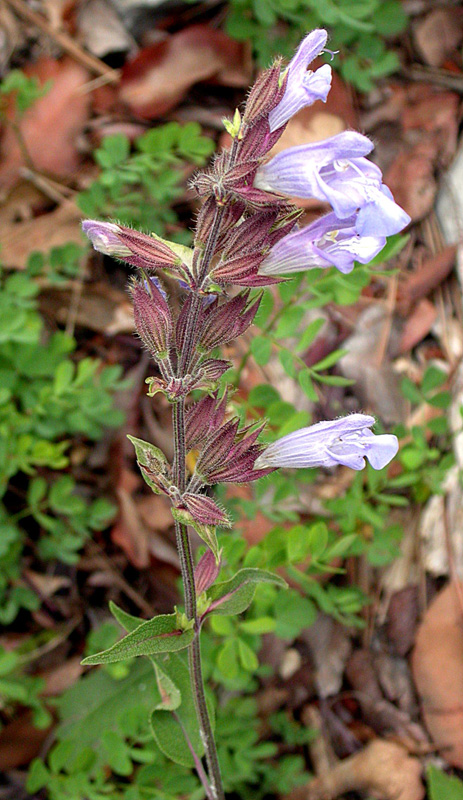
[254,133,411,237]
[254,414,398,472]
[255,131,374,199]
[82,220,131,257]
[259,212,386,276]
[269,29,332,132]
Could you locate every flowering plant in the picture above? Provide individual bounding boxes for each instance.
[82,30,406,800]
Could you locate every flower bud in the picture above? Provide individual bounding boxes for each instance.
[242,61,284,127]
[130,279,172,360]
[194,548,222,594]
[82,220,193,278]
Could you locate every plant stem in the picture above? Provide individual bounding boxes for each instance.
[168,137,243,799]
[172,401,225,800]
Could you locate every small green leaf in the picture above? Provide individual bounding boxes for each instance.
[127,435,168,471]
[295,318,325,353]
[311,349,347,372]
[251,335,272,365]
[81,614,194,664]
[298,369,318,401]
[279,349,297,378]
[207,568,287,617]
[421,365,447,394]
[151,653,215,767]
[239,616,276,634]
[427,765,463,800]
[238,638,259,671]
[26,759,49,792]
[171,506,219,562]
[217,639,239,680]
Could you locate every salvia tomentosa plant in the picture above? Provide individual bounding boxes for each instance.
[82,29,408,800]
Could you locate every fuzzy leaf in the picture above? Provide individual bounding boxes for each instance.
[150,653,215,768]
[82,614,194,664]
[127,435,169,471]
[171,506,220,562]
[207,568,287,616]
[109,602,181,712]
[127,434,170,494]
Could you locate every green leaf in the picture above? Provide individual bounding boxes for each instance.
[53,360,75,395]
[239,616,276,634]
[274,306,304,338]
[251,335,272,365]
[372,0,408,34]
[248,384,280,409]
[237,638,259,671]
[109,600,143,633]
[401,377,423,404]
[56,659,159,749]
[279,349,297,378]
[298,369,318,401]
[26,759,49,792]
[127,434,169,493]
[171,507,219,562]
[81,614,194,664]
[311,348,346,372]
[287,524,312,563]
[307,521,329,558]
[427,765,463,800]
[217,639,239,680]
[274,590,317,639]
[422,365,447,394]
[95,134,130,168]
[102,730,133,776]
[253,290,274,327]
[151,653,215,768]
[207,568,287,617]
[127,435,168,472]
[295,317,325,353]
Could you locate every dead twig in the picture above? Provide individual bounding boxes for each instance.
[4,0,120,84]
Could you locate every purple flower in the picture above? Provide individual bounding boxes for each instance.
[254,414,398,471]
[260,212,386,276]
[144,274,168,300]
[82,220,131,257]
[269,30,332,133]
[254,132,411,237]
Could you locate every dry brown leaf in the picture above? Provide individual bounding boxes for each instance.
[291,739,424,800]
[40,281,134,335]
[77,0,131,57]
[112,467,150,569]
[414,9,463,67]
[0,711,52,770]
[300,614,352,698]
[0,56,90,193]
[412,581,463,767]
[43,656,83,696]
[338,304,407,424]
[346,649,426,744]
[0,201,83,269]
[386,586,420,658]
[385,141,438,222]
[120,25,250,119]
[23,570,70,598]
[398,299,437,354]
[402,90,458,166]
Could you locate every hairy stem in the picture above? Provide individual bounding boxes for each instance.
[168,137,244,799]
[172,401,225,800]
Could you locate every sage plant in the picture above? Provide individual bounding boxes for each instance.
[82,29,406,800]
